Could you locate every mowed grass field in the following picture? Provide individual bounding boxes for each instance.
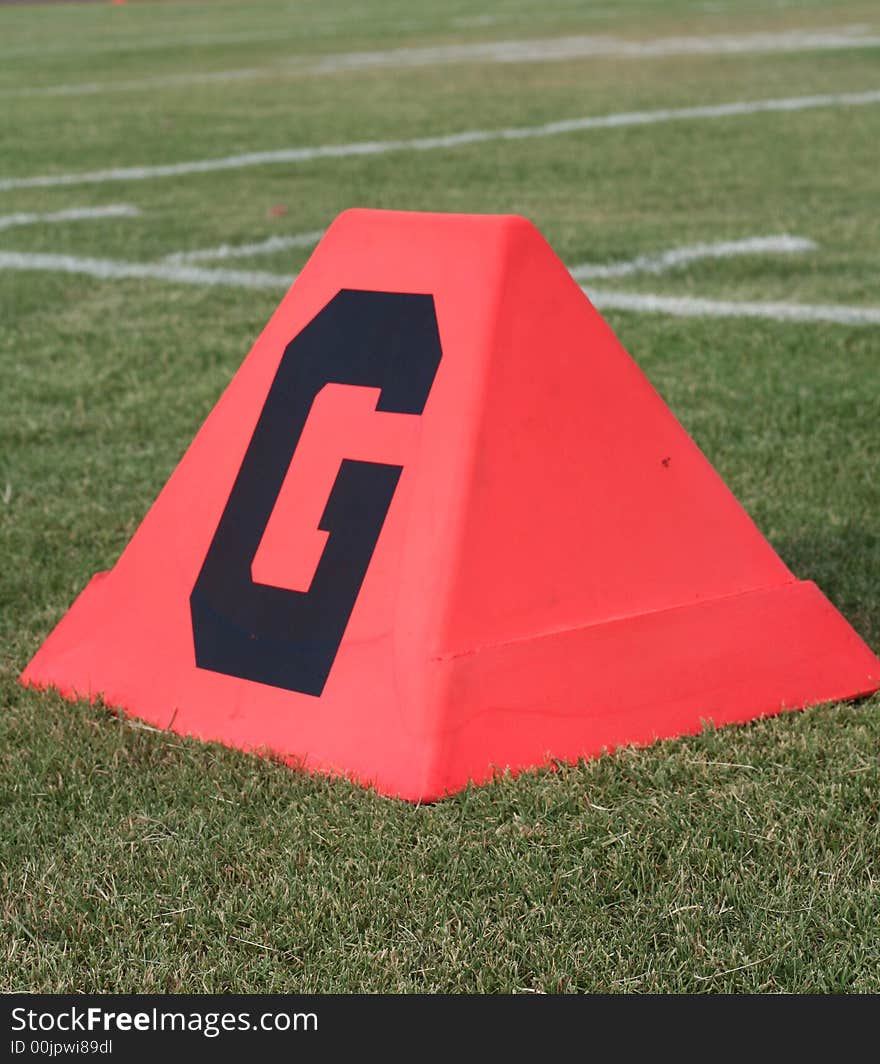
[1,0,879,993]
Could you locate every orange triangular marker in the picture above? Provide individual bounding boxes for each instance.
[22,210,879,800]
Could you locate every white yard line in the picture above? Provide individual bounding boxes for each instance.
[2,244,878,326]
[166,230,812,273]
[6,26,880,97]
[587,289,880,326]
[0,251,290,290]
[569,235,816,280]
[3,89,879,193]
[164,230,325,264]
[0,204,139,232]
[309,27,880,68]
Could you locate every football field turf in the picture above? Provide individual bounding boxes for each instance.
[1,0,879,992]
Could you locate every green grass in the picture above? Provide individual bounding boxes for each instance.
[1,0,879,993]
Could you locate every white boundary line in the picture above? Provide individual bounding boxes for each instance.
[2,242,877,326]
[587,289,880,325]
[569,235,816,280]
[6,27,880,98]
[0,205,139,232]
[164,230,325,264]
[3,89,879,193]
[177,232,806,273]
[165,230,813,273]
[0,251,290,290]
[163,229,812,272]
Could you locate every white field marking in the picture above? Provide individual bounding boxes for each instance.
[6,26,880,98]
[0,251,293,291]
[167,230,813,274]
[2,247,879,327]
[311,27,880,67]
[585,289,880,326]
[569,235,816,280]
[0,21,751,59]
[3,88,880,194]
[164,229,325,264]
[0,204,139,233]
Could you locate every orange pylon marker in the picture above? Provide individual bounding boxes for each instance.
[22,210,880,800]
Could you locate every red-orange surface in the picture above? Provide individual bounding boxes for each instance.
[21,209,880,800]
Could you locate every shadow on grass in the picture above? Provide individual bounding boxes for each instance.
[776,523,879,649]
